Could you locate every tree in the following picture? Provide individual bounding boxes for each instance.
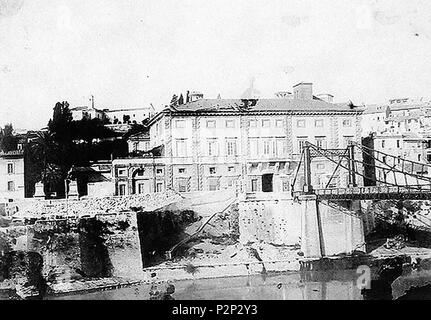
[30,131,59,169]
[123,114,131,124]
[48,101,73,144]
[41,163,63,194]
[178,94,184,105]
[170,94,178,107]
[0,124,18,152]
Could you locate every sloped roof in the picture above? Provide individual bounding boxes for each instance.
[105,107,151,113]
[128,131,150,140]
[70,106,89,111]
[170,98,360,113]
[363,104,388,114]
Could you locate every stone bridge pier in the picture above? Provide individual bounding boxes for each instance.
[237,193,366,259]
[299,195,365,258]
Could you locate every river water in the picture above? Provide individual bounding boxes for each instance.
[45,265,431,300]
[46,270,367,300]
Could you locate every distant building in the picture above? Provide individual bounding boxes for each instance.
[70,106,105,121]
[104,107,153,125]
[70,103,154,125]
[362,98,431,186]
[363,97,431,164]
[361,104,390,137]
[112,82,363,196]
[0,150,25,202]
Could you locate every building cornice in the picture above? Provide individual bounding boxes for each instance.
[167,110,363,117]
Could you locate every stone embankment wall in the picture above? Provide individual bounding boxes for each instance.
[27,213,143,281]
[238,200,301,246]
[0,189,210,298]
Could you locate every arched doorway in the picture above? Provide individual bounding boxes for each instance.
[132,168,151,194]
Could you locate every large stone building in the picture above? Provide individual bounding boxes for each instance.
[0,150,25,203]
[112,83,363,196]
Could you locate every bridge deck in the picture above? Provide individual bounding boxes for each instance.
[294,185,431,201]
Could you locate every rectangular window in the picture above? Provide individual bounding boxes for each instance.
[397,140,400,148]
[178,179,188,193]
[317,163,325,170]
[251,179,258,192]
[7,181,14,191]
[118,169,126,176]
[297,137,308,152]
[225,120,235,128]
[343,119,352,127]
[228,166,235,173]
[7,163,14,174]
[208,178,219,191]
[118,184,126,196]
[315,136,327,149]
[175,120,185,128]
[175,139,187,157]
[275,119,283,127]
[249,120,257,127]
[297,120,305,128]
[227,178,235,187]
[249,138,259,157]
[156,182,163,193]
[262,119,270,128]
[275,138,286,157]
[418,154,422,162]
[206,120,216,128]
[178,168,186,174]
[263,138,271,155]
[209,167,216,174]
[226,138,237,156]
[156,168,163,175]
[207,139,219,156]
[138,183,146,194]
[381,140,385,148]
[315,119,323,127]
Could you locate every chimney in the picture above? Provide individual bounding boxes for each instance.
[189,91,204,102]
[293,82,313,100]
[316,94,334,103]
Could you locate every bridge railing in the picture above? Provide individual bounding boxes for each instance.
[309,185,431,199]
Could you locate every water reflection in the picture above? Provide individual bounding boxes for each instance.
[47,270,365,300]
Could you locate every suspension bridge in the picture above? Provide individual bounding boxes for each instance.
[291,141,431,201]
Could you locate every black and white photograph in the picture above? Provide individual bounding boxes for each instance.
[1,0,431,310]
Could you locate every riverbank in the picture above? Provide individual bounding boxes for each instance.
[37,243,431,299]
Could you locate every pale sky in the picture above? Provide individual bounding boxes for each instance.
[1,0,431,130]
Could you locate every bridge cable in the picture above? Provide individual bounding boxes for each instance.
[307,143,429,192]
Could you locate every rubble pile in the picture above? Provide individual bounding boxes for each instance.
[14,190,182,219]
[383,235,407,250]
